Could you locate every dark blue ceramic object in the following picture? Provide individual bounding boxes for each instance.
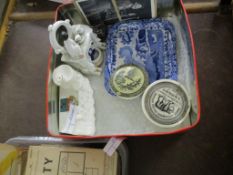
[104,18,178,95]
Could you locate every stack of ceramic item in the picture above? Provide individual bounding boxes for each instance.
[104,18,191,128]
[104,18,177,96]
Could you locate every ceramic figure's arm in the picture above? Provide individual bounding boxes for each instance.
[64,38,84,59]
[48,19,72,55]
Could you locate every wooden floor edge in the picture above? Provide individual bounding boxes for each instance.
[0,0,16,53]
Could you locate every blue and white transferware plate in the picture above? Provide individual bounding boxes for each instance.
[104,18,178,95]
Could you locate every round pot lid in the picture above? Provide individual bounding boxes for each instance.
[142,79,191,127]
[110,64,148,99]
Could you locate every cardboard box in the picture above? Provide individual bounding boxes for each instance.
[25,145,118,175]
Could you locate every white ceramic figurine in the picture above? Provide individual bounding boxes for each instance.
[48,19,105,75]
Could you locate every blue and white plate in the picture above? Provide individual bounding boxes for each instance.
[104,18,178,95]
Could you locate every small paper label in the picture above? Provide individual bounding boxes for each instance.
[103,137,125,156]
[61,103,78,134]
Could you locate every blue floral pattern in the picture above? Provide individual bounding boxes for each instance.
[118,31,134,45]
[104,18,178,95]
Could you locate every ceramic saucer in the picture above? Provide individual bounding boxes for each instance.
[110,64,148,99]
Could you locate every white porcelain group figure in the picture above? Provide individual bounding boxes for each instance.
[48,20,104,135]
[52,65,95,136]
[48,19,105,75]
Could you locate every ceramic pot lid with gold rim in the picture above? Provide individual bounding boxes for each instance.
[110,64,148,99]
[142,79,191,127]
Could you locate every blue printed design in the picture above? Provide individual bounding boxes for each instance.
[104,18,178,95]
[118,31,133,45]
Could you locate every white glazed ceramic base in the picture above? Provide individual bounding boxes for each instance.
[53,65,96,136]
